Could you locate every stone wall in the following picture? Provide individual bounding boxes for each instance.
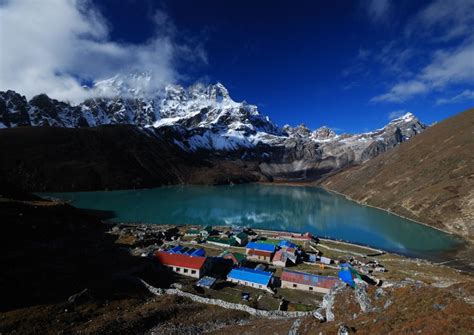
[138,278,319,320]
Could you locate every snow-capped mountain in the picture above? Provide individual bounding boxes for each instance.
[152,82,284,151]
[0,77,426,180]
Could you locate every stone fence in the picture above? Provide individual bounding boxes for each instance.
[137,278,323,320]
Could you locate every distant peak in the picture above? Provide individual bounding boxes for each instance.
[208,82,230,101]
[92,71,161,99]
[312,126,336,140]
[390,112,416,122]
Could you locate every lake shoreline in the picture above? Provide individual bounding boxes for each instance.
[106,220,473,272]
[259,180,464,238]
[110,221,473,274]
[40,183,470,271]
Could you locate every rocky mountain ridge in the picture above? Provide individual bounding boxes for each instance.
[320,108,474,238]
[0,76,426,181]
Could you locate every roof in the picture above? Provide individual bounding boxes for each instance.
[168,246,206,257]
[235,232,248,239]
[281,270,339,289]
[201,225,213,232]
[196,276,216,288]
[220,250,246,263]
[227,267,272,286]
[155,251,206,270]
[272,249,287,263]
[248,249,273,257]
[278,240,297,249]
[338,264,361,287]
[272,232,313,240]
[233,252,246,262]
[169,245,184,253]
[207,237,238,246]
[246,242,276,253]
[185,229,200,235]
[190,248,206,257]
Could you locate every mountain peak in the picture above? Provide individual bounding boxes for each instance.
[390,112,416,123]
[312,126,336,141]
[93,72,157,98]
[208,82,230,102]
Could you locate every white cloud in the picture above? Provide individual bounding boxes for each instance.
[436,89,474,105]
[371,39,474,103]
[370,0,474,104]
[0,0,204,103]
[371,80,428,103]
[364,0,391,23]
[407,0,474,41]
[420,41,474,88]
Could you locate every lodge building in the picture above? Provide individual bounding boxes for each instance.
[280,270,338,294]
[155,251,207,278]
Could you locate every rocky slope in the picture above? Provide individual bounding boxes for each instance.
[320,108,474,238]
[0,75,426,185]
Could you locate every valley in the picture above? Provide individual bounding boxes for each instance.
[0,81,473,335]
[2,1,473,333]
[0,82,425,189]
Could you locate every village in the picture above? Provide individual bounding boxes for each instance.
[109,223,389,313]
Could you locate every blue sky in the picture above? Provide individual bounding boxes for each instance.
[1,0,473,133]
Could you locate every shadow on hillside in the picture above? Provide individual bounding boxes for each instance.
[0,199,158,312]
[80,208,117,220]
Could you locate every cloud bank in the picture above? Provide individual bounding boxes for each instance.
[0,0,204,103]
[357,0,474,105]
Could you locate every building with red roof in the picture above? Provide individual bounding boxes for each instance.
[271,231,313,241]
[247,248,273,263]
[281,270,338,293]
[246,242,276,263]
[155,251,207,278]
[272,249,288,267]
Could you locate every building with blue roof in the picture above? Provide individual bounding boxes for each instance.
[227,267,273,290]
[168,245,184,254]
[246,242,276,253]
[167,245,206,257]
[190,248,206,257]
[278,240,297,249]
[245,242,276,263]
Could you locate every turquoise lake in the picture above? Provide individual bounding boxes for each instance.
[43,184,462,260]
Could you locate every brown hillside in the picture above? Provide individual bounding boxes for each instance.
[0,125,267,192]
[321,108,474,238]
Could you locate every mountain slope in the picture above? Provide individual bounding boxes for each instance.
[0,77,426,183]
[320,108,474,238]
[0,126,267,192]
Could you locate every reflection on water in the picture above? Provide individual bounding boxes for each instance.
[43,184,462,260]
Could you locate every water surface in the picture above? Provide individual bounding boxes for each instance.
[43,184,461,260]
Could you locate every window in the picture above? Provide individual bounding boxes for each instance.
[293,284,297,288]
[259,285,262,288]
[309,287,313,291]
[176,267,181,272]
[184,269,188,273]
[191,270,196,274]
